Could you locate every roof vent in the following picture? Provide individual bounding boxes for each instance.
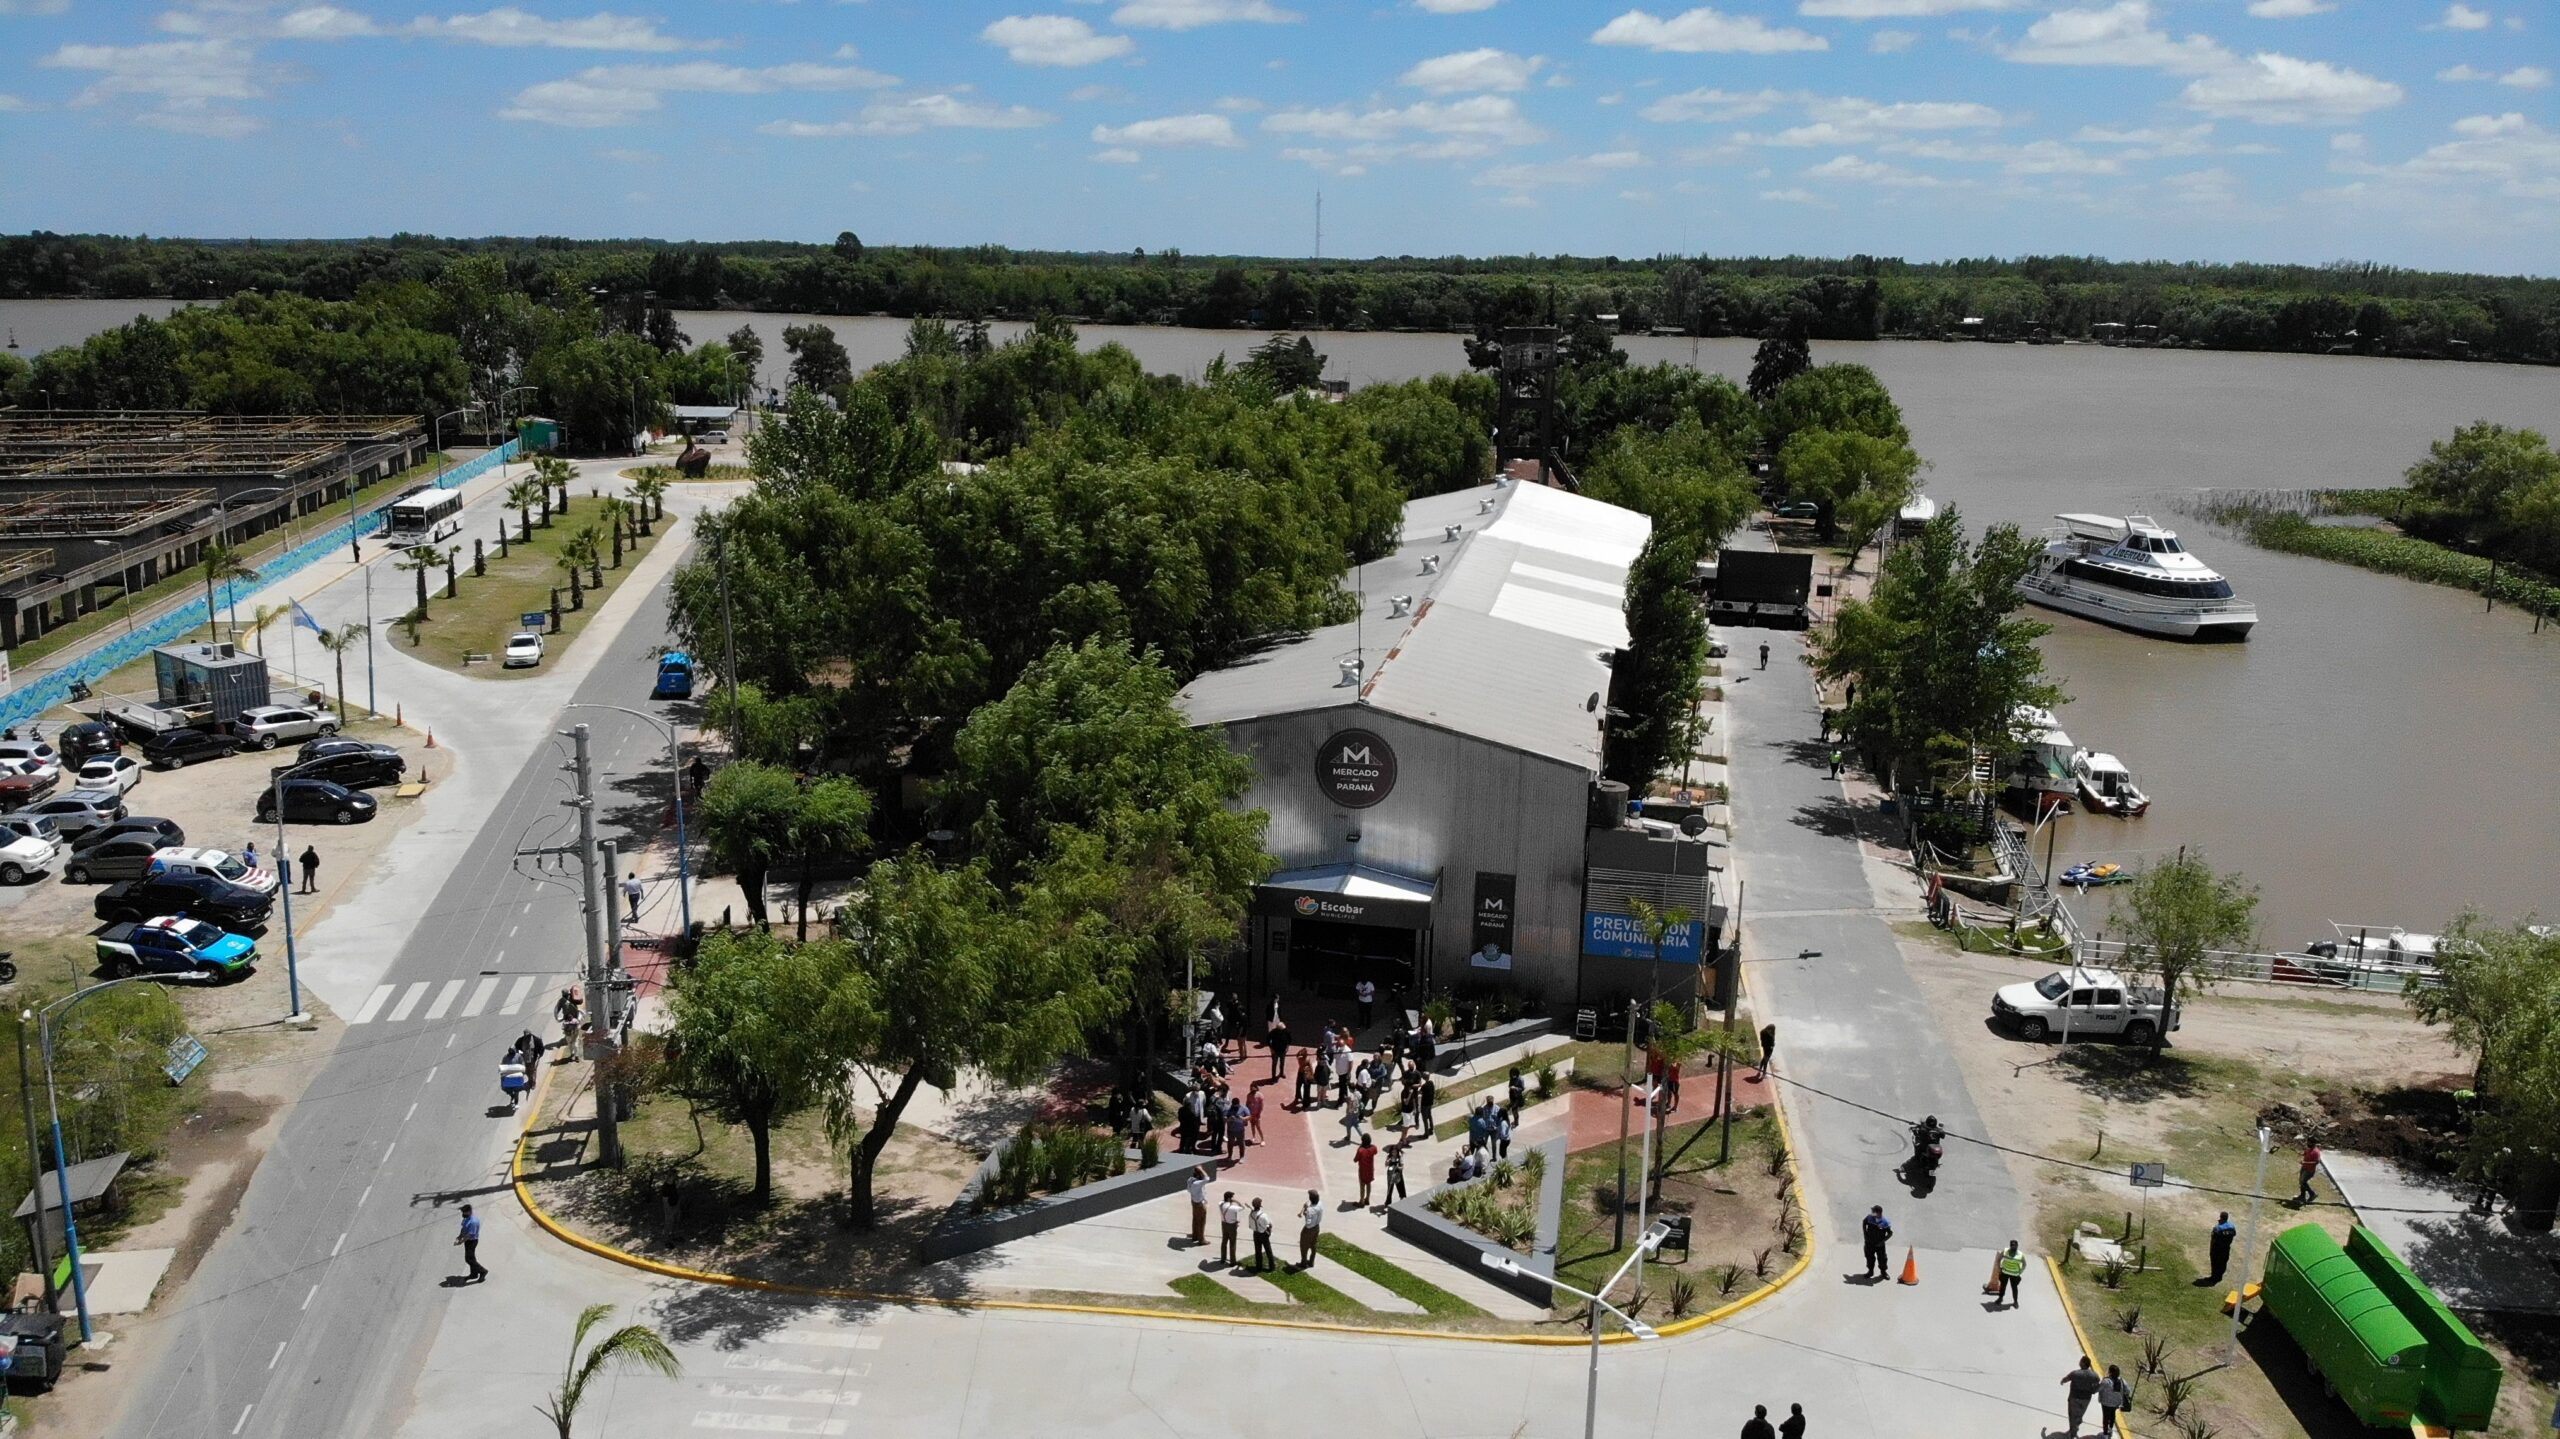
[1478,496,1496,513]
[1421,554,1441,575]
[1337,658,1363,686]
[1443,523,1462,542]
[1388,594,1413,617]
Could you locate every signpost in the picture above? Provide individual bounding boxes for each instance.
[2130,1159,2165,1242]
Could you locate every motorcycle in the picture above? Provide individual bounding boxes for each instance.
[0,951,16,985]
[1901,1117,1945,1192]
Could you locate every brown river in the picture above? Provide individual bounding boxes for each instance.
[8,298,2553,944]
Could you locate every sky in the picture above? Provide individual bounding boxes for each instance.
[0,0,2553,274]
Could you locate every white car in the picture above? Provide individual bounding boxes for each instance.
[0,738,60,770]
[75,753,144,796]
[503,632,546,668]
[698,429,729,445]
[148,845,280,895]
[233,706,339,750]
[0,831,62,885]
[1989,966,2180,1045]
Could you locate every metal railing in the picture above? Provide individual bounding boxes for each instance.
[2074,937,2437,994]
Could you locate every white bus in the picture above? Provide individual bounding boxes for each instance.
[382,487,464,545]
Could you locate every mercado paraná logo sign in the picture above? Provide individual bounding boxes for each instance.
[1315,728,1396,809]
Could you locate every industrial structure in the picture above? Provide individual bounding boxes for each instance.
[0,412,429,650]
[1179,479,1723,1017]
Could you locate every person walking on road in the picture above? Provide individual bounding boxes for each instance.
[1248,1198,1276,1272]
[297,844,320,894]
[2205,1211,2237,1284]
[455,1204,488,1283]
[1997,1240,2026,1308]
[1740,1404,1777,1439]
[2061,1356,2101,1438]
[1187,1167,1210,1247]
[622,873,644,924]
[1218,1192,1242,1267]
[2296,1142,2323,1205]
[1777,1403,1806,1439]
[2096,1364,2134,1437]
[1861,1205,1894,1280]
[1297,1189,1323,1268]
[1754,1022,1776,1081]
[1827,747,1843,778]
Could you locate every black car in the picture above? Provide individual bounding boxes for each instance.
[272,749,404,790]
[68,815,185,855]
[295,736,397,766]
[58,722,122,762]
[94,872,272,929]
[256,777,379,826]
[141,727,245,770]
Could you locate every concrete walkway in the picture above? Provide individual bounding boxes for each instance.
[2325,1150,2560,1314]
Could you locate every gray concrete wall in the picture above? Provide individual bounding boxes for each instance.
[922,1141,1215,1264]
[1382,1135,1568,1309]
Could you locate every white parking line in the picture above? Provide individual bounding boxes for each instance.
[269,1341,287,1370]
[689,1416,846,1436]
[387,983,428,1022]
[702,1384,859,1407]
[424,980,464,1020]
[301,1285,318,1311]
[330,1233,346,1257]
[771,1332,882,1351]
[352,985,395,1024]
[500,976,535,1014]
[462,977,499,1017]
[720,1357,869,1379]
[232,1404,253,1435]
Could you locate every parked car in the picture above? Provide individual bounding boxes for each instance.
[233,706,339,750]
[57,722,122,762]
[62,832,169,885]
[274,748,404,790]
[147,845,276,894]
[14,789,128,837]
[256,777,377,826]
[0,738,60,770]
[0,758,60,809]
[141,727,245,770]
[74,753,144,796]
[502,632,545,668]
[296,736,394,766]
[698,428,729,445]
[0,814,65,849]
[95,918,258,981]
[1989,966,2180,1045]
[0,830,62,885]
[1770,500,1821,520]
[69,815,185,855]
[95,873,273,930]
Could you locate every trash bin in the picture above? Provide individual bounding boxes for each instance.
[1,1310,66,1390]
[1659,1216,1693,1263]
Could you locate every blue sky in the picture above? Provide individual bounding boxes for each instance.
[1,1,2553,273]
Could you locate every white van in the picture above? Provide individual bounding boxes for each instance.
[148,846,280,895]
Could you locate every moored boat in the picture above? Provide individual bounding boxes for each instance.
[2018,513,2257,640]
[2071,750,2150,816]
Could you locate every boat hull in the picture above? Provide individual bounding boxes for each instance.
[2075,780,2150,817]
[2019,574,2257,641]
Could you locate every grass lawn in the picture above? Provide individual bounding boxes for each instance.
[395,500,660,676]
[621,463,752,484]
[1317,1234,1486,1317]
[8,453,456,670]
[1553,1110,1791,1319]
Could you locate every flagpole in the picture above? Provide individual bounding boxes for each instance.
[290,594,301,696]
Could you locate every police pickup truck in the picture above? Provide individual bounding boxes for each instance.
[1989,966,2178,1045]
[95,916,258,981]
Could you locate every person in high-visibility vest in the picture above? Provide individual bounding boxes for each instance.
[1996,1240,2027,1309]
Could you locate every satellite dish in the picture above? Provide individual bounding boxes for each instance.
[1586,692,1600,713]
[1679,813,1709,837]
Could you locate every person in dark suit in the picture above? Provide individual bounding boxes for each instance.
[1741,1404,1777,1439]
[2204,1212,2237,1284]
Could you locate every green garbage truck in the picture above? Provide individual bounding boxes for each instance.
[2260,1223,2500,1432]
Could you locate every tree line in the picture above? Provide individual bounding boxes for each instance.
[6,230,2555,363]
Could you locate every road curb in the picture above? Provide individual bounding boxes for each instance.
[2047,1254,2143,1439]
[508,1048,1818,1347]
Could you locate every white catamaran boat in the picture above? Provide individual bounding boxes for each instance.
[2019,514,2257,640]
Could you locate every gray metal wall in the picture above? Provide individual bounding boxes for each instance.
[1218,707,1591,1004]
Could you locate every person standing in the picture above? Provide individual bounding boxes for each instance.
[1777,1403,1806,1439]
[1355,1134,1378,1207]
[1175,1088,1199,1156]
[242,840,259,874]
[1248,1198,1275,1272]
[1218,1192,1242,1267]
[1757,641,1770,671]
[1297,1189,1323,1269]
[622,873,645,923]
[1266,1011,1290,1081]
[2060,1356,2101,1438]
[1997,1240,2026,1309]
[1740,1404,1777,1439]
[1827,747,1843,778]
[1293,1049,1317,1111]
[2205,1211,2237,1284]
[1860,1205,1893,1280]
[455,1203,488,1283]
[1383,1137,1409,1205]
[1354,978,1376,1028]
[1331,1042,1354,1107]
[1417,1074,1438,1133]
[2095,1365,2134,1437]
[1225,1095,1249,1164]
[298,844,320,894]
[1340,1090,1364,1146]
[1246,1087,1266,1144]
[1186,1166,1210,1247]
[1755,1022,1777,1081]
[2296,1142,2323,1205]
[1506,1065,1527,1123]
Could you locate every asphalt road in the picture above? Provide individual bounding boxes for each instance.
[109,569,689,1439]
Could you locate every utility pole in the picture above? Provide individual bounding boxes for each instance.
[1613,996,1636,1251]
[1719,879,1744,1164]
[597,838,628,1169]
[715,524,741,721]
[564,725,621,1168]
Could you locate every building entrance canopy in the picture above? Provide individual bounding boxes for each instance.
[1251,864,1436,931]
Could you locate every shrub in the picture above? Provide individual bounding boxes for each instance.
[1669,1275,1699,1317]
[2100,1255,2128,1289]
[1491,1160,1517,1189]
[1716,1263,1745,1296]
[1754,1246,1775,1278]
[1535,1061,1558,1099]
[2158,1373,2198,1419]
[1139,1132,1160,1169]
[2141,1334,2171,1378]
[2115,1304,2142,1333]
[1493,1206,1537,1250]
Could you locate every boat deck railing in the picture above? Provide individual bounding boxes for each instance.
[2074,937,2436,994]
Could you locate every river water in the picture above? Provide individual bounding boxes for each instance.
[10,298,2554,943]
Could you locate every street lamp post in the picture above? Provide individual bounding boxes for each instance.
[1485,1223,1667,1439]
[496,386,539,477]
[2227,1125,2272,1362]
[263,754,350,1024]
[563,704,693,935]
[25,976,166,1346]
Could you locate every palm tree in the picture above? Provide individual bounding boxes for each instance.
[395,544,445,617]
[535,1303,679,1439]
[573,522,605,587]
[245,603,289,656]
[628,471,669,527]
[312,622,363,722]
[556,540,588,609]
[199,542,255,640]
[506,477,544,543]
[599,497,630,569]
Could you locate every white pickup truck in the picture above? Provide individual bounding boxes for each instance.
[1990,966,2179,1045]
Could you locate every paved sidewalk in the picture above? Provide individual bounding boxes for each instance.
[2325,1150,2560,1314]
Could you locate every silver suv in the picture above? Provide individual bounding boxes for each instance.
[15,789,129,837]
[233,705,340,750]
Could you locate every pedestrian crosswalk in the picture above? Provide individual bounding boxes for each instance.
[682,1327,872,1435]
[347,974,536,1026]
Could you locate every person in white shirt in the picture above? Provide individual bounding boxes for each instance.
[1186,1166,1209,1247]
[1248,1197,1276,1271]
[1218,1192,1243,1267]
[1354,978,1376,1027]
[1298,1190,1324,1268]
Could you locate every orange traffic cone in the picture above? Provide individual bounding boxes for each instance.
[1983,1257,2006,1296]
[426,727,435,748]
[1899,1248,1920,1285]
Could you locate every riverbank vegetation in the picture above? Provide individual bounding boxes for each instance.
[7,233,2558,364]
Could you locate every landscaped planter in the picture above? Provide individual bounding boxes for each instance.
[1383,1135,1567,1308]
[1431,1015,1553,1074]
[921,1136,1217,1263]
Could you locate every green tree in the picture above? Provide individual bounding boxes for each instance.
[395,544,445,618]
[1577,413,1756,557]
[1746,333,1811,403]
[787,776,872,942]
[724,323,765,391]
[536,1304,680,1439]
[1346,380,1492,497]
[1816,509,2061,792]
[524,334,669,453]
[2116,851,2260,1051]
[783,322,854,394]
[197,542,255,639]
[506,476,545,541]
[312,622,363,723]
[1777,428,1921,548]
[1762,363,1909,452]
[627,470,669,525]
[697,760,799,925]
[666,926,848,1202]
[2406,912,2560,1093]
[2402,422,2560,560]
[1607,532,1710,789]
[1240,333,1325,392]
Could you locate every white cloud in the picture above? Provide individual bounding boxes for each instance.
[0,0,71,13]
[2180,52,2401,123]
[596,146,656,163]
[1641,86,1792,122]
[41,38,272,135]
[1869,29,1917,52]
[1068,83,1132,102]
[1805,153,1953,186]
[2161,166,2243,207]
[1797,0,2016,14]
[1760,187,1832,204]
[2330,131,2364,151]
[2434,4,2491,29]
[1884,135,2120,172]
[1213,95,1264,111]
[500,61,900,127]
[1092,146,1142,162]
[1091,112,1238,145]
[760,92,1055,136]
[1111,0,1299,30]
[2245,0,2332,15]
[1399,47,1545,93]
[981,15,1135,67]
[408,9,691,50]
[1590,7,1827,53]
[2002,2,2227,73]
[1415,0,1498,10]
[0,94,36,111]
[1264,93,1543,158]
[156,5,699,50]
[1476,149,1645,190]
[2439,63,2551,88]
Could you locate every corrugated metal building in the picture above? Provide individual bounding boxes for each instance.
[1181,479,1719,1016]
